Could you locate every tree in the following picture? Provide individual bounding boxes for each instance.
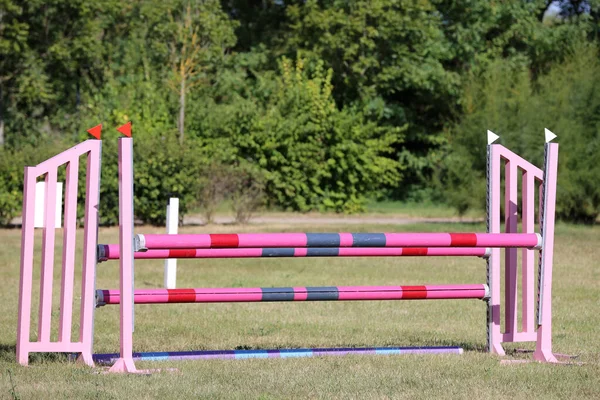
[167,0,237,144]
[0,0,120,146]
[442,43,600,223]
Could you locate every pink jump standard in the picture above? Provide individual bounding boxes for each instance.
[107,136,139,373]
[17,139,101,367]
[16,126,560,371]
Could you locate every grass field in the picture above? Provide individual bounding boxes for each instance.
[0,221,599,399]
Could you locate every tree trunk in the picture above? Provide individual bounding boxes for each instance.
[178,77,185,145]
[0,84,4,146]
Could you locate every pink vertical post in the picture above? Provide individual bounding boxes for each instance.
[38,169,58,342]
[504,162,518,337]
[534,142,559,362]
[78,144,101,366]
[521,171,535,333]
[17,168,37,365]
[488,143,505,355]
[109,137,138,373]
[58,158,79,344]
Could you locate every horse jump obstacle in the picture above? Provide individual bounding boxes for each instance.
[16,125,560,373]
[152,198,490,289]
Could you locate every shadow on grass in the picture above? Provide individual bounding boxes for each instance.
[0,343,15,362]
[0,343,69,365]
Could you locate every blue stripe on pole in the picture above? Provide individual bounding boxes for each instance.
[351,233,386,247]
[375,348,401,355]
[306,233,340,247]
[278,349,314,358]
[138,352,170,361]
[306,287,339,301]
[261,287,295,301]
[306,248,340,257]
[234,350,269,359]
[262,248,295,257]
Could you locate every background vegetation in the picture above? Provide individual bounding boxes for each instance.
[1,0,599,224]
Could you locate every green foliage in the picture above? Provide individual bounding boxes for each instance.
[1,0,599,223]
[0,139,76,225]
[442,43,600,223]
[0,148,25,225]
[97,136,207,226]
[233,57,404,212]
[133,136,206,225]
[283,0,458,191]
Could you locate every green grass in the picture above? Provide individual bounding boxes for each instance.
[188,200,481,220]
[0,222,599,399]
[365,200,482,219]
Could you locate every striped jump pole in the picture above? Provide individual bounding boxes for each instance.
[93,346,464,364]
[135,232,542,251]
[96,284,489,306]
[98,244,490,261]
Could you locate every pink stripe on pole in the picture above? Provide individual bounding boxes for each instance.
[142,234,211,250]
[384,233,451,247]
[424,284,487,299]
[237,233,308,248]
[337,286,404,300]
[294,248,308,257]
[293,287,308,301]
[192,248,263,258]
[196,287,263,303]
[426,248,486,256]
[196,292,263,302]
[339,233,353,247]
[475,233,540,248]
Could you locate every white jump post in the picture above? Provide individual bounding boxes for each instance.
[34,181,63,228]
[164,198,179,289]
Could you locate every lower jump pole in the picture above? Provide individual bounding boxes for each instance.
[98,244,490,261]
[93,346,464,364]
[96,284,489,306]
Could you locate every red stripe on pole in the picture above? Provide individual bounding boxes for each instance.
[210,234,239,248]
[167,289,196,302]
[401,286,428,299]
[449,233,477,247]
[401,248,428,256]
[168,249,196,258]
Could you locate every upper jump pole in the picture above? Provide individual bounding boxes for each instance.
[134,232,542,251]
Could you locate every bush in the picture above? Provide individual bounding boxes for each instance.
[197,162,233,224]
[0,139,77,226]
[229,164,265,224]
[0,149,25,225]
[132,135,206,225]
[233,57,404,213]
